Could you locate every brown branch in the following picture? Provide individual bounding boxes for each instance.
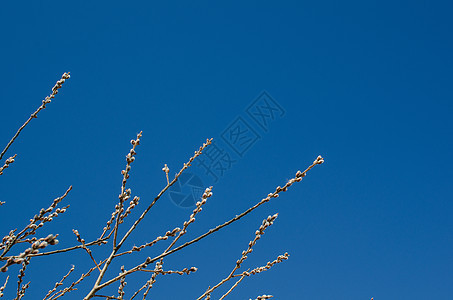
[128,282,147,300]
[197,214,279,300]
[0,186,72,258]
[129,266,197,300]
[120,196,140,222]
[209,244,289,299]
[48,259,108,300]
[113,132,142,248]
[113,228,180,258]
[0,73,70,162]
[218,275,246,300]
[90,156,323,293]
[15,258,29,300]
[162,164,170,185]
[138,267,198,275]
[93,295,121,299]
[250,295,273,300]
[117,266,126,300]
[0,154,17,176]
[15,282,29,300]
[43,265,75,300]
[137,186,213,298]
[115,138,213,252]
[1,234,59,273]
[165,187,213,254]
[29,237,108,258]
[141,260,162,299]
[83,138,212,300]
[0,275,8,298]
[73,230,101,272]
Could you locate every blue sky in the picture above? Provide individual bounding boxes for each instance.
[0,1,452,299]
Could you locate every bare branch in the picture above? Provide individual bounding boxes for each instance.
[48,259,108,300]
[250,295,273,300]
[162,164,169,185]
[0,73,70,162]
[218,275,246,300]
[113,132,143,248]
[43,265,75,300]
[0,275,9,297]
[0,186,71,258]
[15,282,29,300]
[29,237,108,258]
[15,258,30,300]
[117,266,126,300]
[1,234,59,273]
[0,154,17,177]
[197,214,279,300]
[73,230,101,272]
[113,228,180,258]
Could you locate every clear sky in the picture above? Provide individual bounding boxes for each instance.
[0,1,452,299]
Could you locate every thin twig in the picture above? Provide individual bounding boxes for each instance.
[218,275,246,300]
[198,214,279,300]
[165,186,213,253]
[0,73,70,162]
[0,186,72,258]
[162,164,169,185]
[48,259,108,300]
[15,282,29,300]
[29,237,108,258]
[43,265,75,300]
[141,260,162,300]
[73,230,101,272]
[0,154,17,176]
[1,234,59,273]
[113,132,142,248]
[0,276,8,298]
[250,295,273,300]
[113,228,180,258]
[117,266,126,299]
[140,186,213,297]
[15,258,29,300]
